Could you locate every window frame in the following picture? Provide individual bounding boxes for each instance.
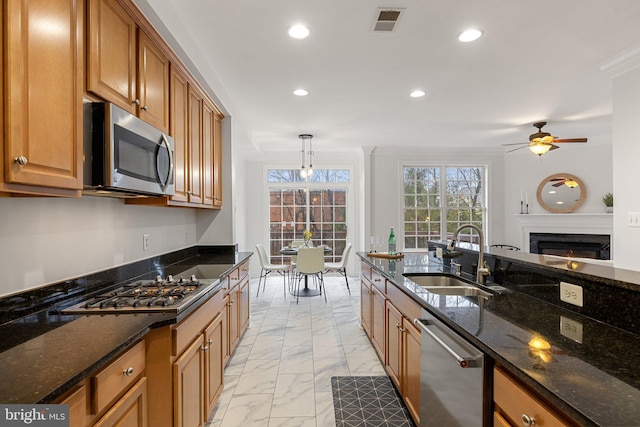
[401,164,488,251]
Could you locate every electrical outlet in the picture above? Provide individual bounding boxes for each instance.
[560,316,583,344]
[560,281,583,307]
[628,212,640,227]
[143,234,149,251]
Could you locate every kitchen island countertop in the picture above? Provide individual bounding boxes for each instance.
[358,251,640,427]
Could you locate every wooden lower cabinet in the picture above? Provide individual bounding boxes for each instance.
[493,366,573,427]
[360,279,372,336]
[371,285,386,361]
[204,312,224,419]
[173,334,205,427]
[58,384,88,427]
[386,301,402,386]
[93,377,147,427]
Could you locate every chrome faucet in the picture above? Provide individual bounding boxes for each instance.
[447,224,491,284]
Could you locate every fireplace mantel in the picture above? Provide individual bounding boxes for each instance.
[515,213,613,257]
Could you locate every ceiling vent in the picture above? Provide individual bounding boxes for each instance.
[371,8,405,32]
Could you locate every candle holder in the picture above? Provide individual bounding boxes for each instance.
[525,203,529,214]
[520,201,524,214]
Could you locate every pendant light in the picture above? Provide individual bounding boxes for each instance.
[299,134,314,179]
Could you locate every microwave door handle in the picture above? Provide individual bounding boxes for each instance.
[158,134,173,191]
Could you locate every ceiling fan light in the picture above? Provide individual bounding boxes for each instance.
[565,179,579,188]
[529,142,552,156]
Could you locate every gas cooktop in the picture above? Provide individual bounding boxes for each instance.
[62,274,218,314]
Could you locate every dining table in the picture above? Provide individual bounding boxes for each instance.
[280,245,332,297]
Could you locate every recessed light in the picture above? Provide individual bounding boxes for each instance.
[293,89,309,96]
[288,24,310,39]
[410,90,426,98]
[458,29,482,42]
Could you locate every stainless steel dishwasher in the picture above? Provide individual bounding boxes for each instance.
[414,309,484,426]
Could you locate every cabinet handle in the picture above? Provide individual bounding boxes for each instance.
[141,105,148,111]
[133,99,140,105]
[14,156,28,165]
[396,323,405,332]
[374,278,381,282]
[207,339,213,345]
[122,367,134,376]
[202,345,209,352]
[521,413,536,426]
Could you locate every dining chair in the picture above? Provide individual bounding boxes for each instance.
[294,247,326,304]
[255,244,289,298]
[324,243,352,295]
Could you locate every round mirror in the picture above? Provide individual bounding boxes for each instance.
[536,173,586,213]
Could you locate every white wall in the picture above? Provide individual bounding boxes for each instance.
[0,197,197,297]
[612,66,640,270]
[503,144,614,249]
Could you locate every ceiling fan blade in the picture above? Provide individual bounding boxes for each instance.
[506,145,528,153]
[553,138,588,143]
[549,144,560,151]
[552,181,565,187]
[501,142,529,146]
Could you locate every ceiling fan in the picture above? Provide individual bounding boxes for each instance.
[549,176,579,188]
[503,122,588,156]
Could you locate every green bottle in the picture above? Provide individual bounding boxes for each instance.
[388,227,396,255]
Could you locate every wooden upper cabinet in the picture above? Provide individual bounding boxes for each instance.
[87,0,137,114]
[3,0,83,194]
[202,99,215,207]
[213,110,224,208]
[170,65,190,203]
[137,30,169,133]
[188,86,204,205]
[87,0,169,132]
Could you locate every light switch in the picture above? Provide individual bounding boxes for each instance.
[628,212,640,227]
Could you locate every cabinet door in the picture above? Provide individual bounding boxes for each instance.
[221,294,230,365]
[93,377,147,427]
[59,384,87,427]
[169,65,189,203]
[5,0,83,191]
[239,277,250,333]
[212,111,223,208]
[385,301,402,389]
[360,280,372,336]
[371,286,386,361]
[173,336,205,427]
[403,318,421,424]
[228,286,240,354]
[204,312,224,420]
[187,86,204,204]
[137,30,169,133]
[202,99,215,207]
[87,0,137,113]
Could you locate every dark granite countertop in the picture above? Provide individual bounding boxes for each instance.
[358,251,640,427]
[0,250,252,405]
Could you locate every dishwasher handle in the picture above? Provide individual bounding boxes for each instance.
[414,318,476,368]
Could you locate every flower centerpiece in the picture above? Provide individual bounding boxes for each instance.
[303,229,312,246]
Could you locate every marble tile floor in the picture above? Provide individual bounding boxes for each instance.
[206,273,387,427]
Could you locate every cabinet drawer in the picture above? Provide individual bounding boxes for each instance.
[371,270,386,294]
[92,340,145,414]
[386,281,421,321]
[173,289,224,356]
[229,262,249,287]
[494,367,570,427]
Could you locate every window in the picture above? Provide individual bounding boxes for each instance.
[403,166,486,249]
[268,169,350,264]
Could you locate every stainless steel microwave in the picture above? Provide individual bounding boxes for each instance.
[83,102,175,197]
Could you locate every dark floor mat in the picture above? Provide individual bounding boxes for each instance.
[331,376,416,427]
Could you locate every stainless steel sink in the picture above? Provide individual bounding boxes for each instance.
[420,286,491,298]
[404,274,492,298]
[404,274,471,288]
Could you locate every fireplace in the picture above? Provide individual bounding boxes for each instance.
[529,233,610,260]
